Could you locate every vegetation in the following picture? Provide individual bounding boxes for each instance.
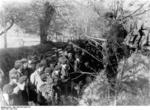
[1,0,150,105]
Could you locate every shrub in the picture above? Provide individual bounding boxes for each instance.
[79,53,150,105]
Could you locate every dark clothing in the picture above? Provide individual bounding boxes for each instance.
[10,91,28,105]
[22,68,34,79]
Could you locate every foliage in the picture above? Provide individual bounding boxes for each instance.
[79,53,150,105]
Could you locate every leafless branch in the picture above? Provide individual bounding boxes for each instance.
[122,3,146,20]
[0,18,14,36]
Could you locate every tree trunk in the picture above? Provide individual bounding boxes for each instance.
[40,19,48,44]
[39,2,55,44]
[4,33,7,48]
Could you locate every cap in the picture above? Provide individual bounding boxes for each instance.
[44,67,52,73]
[54,65,61,71]
[21,58,28,64]
[36,63,44,69]
[58,56,68,64]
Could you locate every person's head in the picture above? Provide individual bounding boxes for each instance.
[63,50,68,56]
[68,52,73,59]
[36,63,45,75]
[14,60,23,71]
[28,60,36,70]
[3,83,16,93]
[44,67,53,77]
[40,59,47,68]
[53,65,61,76]
[9,69,18,84]
[49,63,55,69]
[75,54,80,62]
[21,58,28,69]
[17,75,27,90]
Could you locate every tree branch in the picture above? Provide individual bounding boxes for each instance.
[122,3,146,20]
[0,18,14,36]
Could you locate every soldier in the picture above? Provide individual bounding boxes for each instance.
[39,77,54,105]
[2,83,17,105]
[74,54,80,72]
[27,57,39,103]
[52,65,62,105]
[9,60,23,82]
[9,75,28,105]
[0,69,8,106]
[21,58,29,76]
[35,73,49,105]
[30,63,45,104]
[9,68,20,83]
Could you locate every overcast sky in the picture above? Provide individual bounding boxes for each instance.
[0,0,149,9]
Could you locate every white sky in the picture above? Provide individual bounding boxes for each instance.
[0,0,32,10]
[0,0,149,9]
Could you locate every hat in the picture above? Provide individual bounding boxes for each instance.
[58,56,68,64]
[40,59,47,67]
[21,58,28,64]
[28,55,39,64]
[54,65,61,71]
[36,63,45,69]
[9,68,18,79]
[14,60,22,69]
[18,75,27,84]
[3,84,17,95]
[44,67,52,73]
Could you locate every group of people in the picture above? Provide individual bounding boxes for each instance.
[0,44,100,106]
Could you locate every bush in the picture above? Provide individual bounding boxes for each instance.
[79,53,150,105]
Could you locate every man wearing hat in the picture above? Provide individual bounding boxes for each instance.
[8,75,28,105]
[37,73,53,105]
[52,65,61,80]
[2,83,17,105]
[9,60,23,82]
[0,69,8,106]
[30,62,45,104]
[14,60,23,76]
[9,68,20,84]
[21,58,28,76]
[51,65,62,105]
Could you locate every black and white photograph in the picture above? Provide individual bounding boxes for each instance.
[0,0,150,107]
